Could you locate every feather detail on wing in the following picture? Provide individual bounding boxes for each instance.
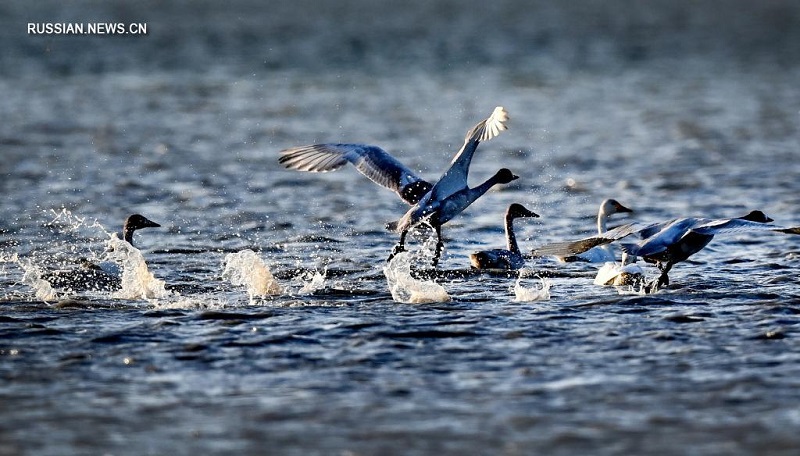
[690,217,779,235]
[531,223,641,257]
[618,242,647,257]
[462,106,509,145]
[430,107,510,202]
[694,222,800,236]
[279,144,432,205]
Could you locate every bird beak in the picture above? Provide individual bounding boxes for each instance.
[143,218,161,228]
[617,203,633,213]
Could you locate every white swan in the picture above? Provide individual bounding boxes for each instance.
[470,203,539,270]
[534,210,800,288]
[280,107,512,266]
[559,199,632,262]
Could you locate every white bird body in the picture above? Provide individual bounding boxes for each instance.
[577,245,616,263]
[561,199,632,263]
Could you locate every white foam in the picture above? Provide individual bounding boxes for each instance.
[17,256,59,302]
[106,235,171,300]
[299,269,327,295]
[383,252,450,304]
[513,274,552,302]
[222,249,283,301]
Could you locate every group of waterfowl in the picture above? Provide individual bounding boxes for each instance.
[38,107,800,295]
[279,106,800,291]
[536,209,799,289]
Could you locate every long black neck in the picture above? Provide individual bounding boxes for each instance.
[505,213,520,253]
[470,175,501,199]
[122,226,135,245]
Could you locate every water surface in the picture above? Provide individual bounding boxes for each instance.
[2,1,800,454]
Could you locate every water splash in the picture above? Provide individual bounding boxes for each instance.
[513,274,552,302]
[106,235,170,300]
[591,262,658,295]
[45,208,110,243]
[383,252,450,304]
[222,249,282,301]
[10,210,168,302]
[615,282,653,296]
[16,256,59,302]
[299,268,327,295]
[594,262,645,287]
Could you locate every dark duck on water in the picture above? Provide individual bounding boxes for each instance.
[43,214,161,292]
[470,203,539,270]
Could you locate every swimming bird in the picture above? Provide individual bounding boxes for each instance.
[470,203,539,270]
[534,210,800,289]
[279,107,512,266]
[559,199,632,263]
[44,214,161,292]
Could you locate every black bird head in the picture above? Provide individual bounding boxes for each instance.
[508,203,539,219]
[738,210,773,224]
[122,214,161,245]
[494,168,519,184]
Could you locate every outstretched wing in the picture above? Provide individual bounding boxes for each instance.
[620,217,800,257]
[689,218,800,237]
[429,107,509,201]
[531,223,642,257]
[279,144,432,205]
[691,217,783,235]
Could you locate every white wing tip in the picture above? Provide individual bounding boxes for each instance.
[490,106,509,124]
[473,106,509,142]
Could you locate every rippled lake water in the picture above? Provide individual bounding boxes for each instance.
[2,1,800,454]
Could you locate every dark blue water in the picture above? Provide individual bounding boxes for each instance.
[2,1,800,454]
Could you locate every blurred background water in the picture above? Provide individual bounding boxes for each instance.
[2,1,800,454]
